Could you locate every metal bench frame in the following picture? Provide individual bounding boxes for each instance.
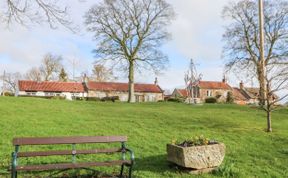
[11,136,134,178]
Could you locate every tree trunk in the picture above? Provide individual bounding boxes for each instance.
[257,64,266,106]
[258,0,267,107]
[266,110,272,132]
[128,61,135,103]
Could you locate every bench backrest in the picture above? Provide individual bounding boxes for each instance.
[13,136,127,146]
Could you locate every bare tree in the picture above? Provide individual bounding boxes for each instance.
[59,67,68,82]
[25,67,42,81]
[222,0,288,132]
[40,53,63,81]
[91,64,117,82]
[1,0,75,30]
[0,72,22,94]
[85,0,174,102]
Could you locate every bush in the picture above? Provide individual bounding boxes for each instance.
[85,97,101,101]
[3,92,14,96]
[205,97,217,103]
[101,96,120,102]
[167,98,183,103]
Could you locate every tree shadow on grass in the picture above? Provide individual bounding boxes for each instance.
[0,168,128,178]
[133,154,178,174]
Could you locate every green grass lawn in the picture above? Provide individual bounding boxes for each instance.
[0,97,287,178]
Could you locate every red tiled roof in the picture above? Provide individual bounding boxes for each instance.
[232,88,249,101]
[177,89,188,97]
[87,82,163,93]
[197,81,232,90]
[18,81,85,92]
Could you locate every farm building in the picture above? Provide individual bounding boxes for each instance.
[18,81,87,100]
[17,80,164,102]
[86,81,164,102]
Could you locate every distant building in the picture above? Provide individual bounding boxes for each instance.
[86,81,164,102]
[18,81,87,100]
[172,78,232,103]
[171,78,277,105]
[18,79,164,102]
[232,81,278,105]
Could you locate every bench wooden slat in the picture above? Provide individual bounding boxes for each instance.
[17,148,122,157]
[16,160,132,171]
[13,136,127,146]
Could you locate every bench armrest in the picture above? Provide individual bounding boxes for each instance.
[125,148,135,163]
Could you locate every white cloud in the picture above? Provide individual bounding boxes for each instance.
[0,0,232,90]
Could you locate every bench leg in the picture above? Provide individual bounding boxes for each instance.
[128,165,133,178]
[119,164,124,178]
[11,152,17,178]
[11,169,17,178]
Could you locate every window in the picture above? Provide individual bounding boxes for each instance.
[45,92,54,96]
[27,92,36,96]
[207,90,212,97]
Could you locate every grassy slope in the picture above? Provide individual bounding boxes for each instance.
[0,97,287,178]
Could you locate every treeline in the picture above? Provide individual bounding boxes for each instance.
[1,53,117,94]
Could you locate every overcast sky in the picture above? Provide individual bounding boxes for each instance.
[0,0,236,91]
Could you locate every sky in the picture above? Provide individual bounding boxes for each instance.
[0,0,237,92]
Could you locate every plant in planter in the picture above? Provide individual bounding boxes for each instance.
[167,136,225,173]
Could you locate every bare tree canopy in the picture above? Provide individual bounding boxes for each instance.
[25,67,42,81]
[85,0,174,102]
[223,0,288,132]
[92,64,117,82]
[1,0,75,30]
[58,67,68,82]
[40,53,63,81]
[0,71,22,93]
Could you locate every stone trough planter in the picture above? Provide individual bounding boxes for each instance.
[167,143,225,172]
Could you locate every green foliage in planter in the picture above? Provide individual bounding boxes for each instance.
[172,135,215,147]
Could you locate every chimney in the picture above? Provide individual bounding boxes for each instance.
[154,77,158,85]
[222,75,227,83]
[240,81,244,90]
[83,73,88,84]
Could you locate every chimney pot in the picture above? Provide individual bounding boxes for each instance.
[240,81,244,90]
[154,77,158,85]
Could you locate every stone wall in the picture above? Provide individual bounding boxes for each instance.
[199,89,230,102]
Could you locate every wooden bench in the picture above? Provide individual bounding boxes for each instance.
[11,136,134,178]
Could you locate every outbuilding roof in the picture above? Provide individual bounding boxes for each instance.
[196,81,232,90]
[87,81,163,93]
[18,81,85,93]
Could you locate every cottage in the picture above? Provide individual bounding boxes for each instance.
[18,80,87,100]
[172,78,233,103]
[171,89,188,98]
[86,81,164,102]
[232,81,278,105]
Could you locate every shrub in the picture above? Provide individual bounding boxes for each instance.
[3,92,14,96]
[167,98,183,103]
[85,97,101,101]
[226,91,234,103]
[205,97,217,103]
[101,96,120,102]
